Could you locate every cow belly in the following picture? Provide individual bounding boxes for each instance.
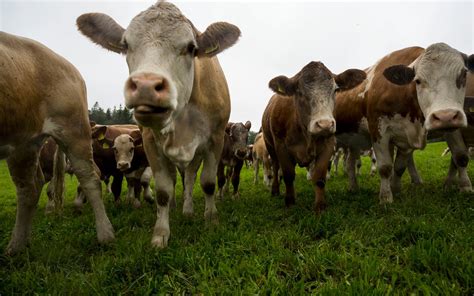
[336,132,371,151]
[378,114,426,150]
[162,135,202,168]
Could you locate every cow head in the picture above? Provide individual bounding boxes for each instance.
[77,2,240,132]
[113,130,142,171]
[225,121,251,160]
[269,61,366,136]
[383,43,474,130]
[91,125,114,151]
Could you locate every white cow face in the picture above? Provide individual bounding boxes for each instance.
[269,61,366,136]
[77,2,240,132]
[113,131,142,172]
[384,43,474,131]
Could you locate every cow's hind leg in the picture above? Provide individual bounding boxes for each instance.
[391,148,411,194]
[200,151,219,224]
[5,144,44,255]
[373,136,394,204]
[231,160,244,200]
[183,157,202,217]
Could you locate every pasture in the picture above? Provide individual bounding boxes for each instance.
[0,142,473,294]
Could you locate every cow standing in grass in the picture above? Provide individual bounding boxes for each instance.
[217,121,252,200]
[0,32,114,255]
[77,1,240,248]
[252,132,273,188]
[262,61,366,213]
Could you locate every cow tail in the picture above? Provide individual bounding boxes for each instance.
[51,148,66,212]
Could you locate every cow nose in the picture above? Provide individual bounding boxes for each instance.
[117,161,130,171]
[317,119,335,130]
[428,109,466,130]
[124,73,169,107]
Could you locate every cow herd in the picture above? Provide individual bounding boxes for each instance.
[1,1,473,255]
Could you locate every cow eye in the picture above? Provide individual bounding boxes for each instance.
[415,79,421,85]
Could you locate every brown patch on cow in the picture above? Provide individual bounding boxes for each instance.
[383,65,415,86]
[456,69,467,89]
[202,182,215,195]
[156,189,169,206]
[379,165,392,178]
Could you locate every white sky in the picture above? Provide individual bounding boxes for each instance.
[1,0,473,131]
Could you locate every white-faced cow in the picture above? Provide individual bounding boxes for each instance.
[262,61,366,213]
[77,1,240,248]
[336,43,474,204]
[217,121,251,200]
[0,32,114,255]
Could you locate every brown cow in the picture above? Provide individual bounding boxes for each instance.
[0,32,114,255]
[252,132,273,188]
[217,121,251,200]
[262,61,366,213]
[77,1,240,248]
[335,43,474,204]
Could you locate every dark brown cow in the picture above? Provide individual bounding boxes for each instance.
[0,32,114,255]
[335,43,474,203]
[262,61,366,213]
[217,121,251,200]
[77,1,240,248]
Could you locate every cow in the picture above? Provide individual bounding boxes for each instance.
[217,121,251,200]
[73,124,153,209]
[262,61,366,213]
[0,32,114,255]
[252,132,273,188]
[335,43,474,204]
[77,1,241,248]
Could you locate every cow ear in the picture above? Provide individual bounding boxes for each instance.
[89,120,96,127]
[461,53,474,72]
[334,69,367,91]
[269,75,296,96]
[91,125,108,140]
[244,121,252,130]
[130,130,143,146]
[195,22,241,57]
[383,65,415,85]
[77,13,127,54]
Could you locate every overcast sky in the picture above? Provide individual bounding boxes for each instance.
[1,0,473,131]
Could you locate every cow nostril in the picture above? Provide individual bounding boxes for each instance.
[453,112,459,120]
[155,83,164,92]
[432,113,440,121]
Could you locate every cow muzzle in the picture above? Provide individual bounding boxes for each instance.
[308,118,336,136]
[234,148,248,160]
[124,72,174,126]
[427,109,467,130]
[117,161,131,172]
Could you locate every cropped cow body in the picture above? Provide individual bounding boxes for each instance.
[217,121,251,199]
[0,32,114,255]
[252,132,273,187]
[262,61,366,213]
[336,43,474,203]
[77,1,240,247]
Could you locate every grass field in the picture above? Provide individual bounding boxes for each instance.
[0,142,473,294]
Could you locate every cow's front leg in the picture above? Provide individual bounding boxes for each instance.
[311,136,336,214]
[406,151,422,184]
[346,148,360,191]
[216,162,226,200]
[231,160,244,200]
[391,148,411,194]
[182,157,202,217]
[200,150,219,224]
[141,167,154,204]
[446,130,472,192]
[373,135,394,204]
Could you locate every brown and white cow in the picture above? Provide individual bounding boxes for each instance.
[77,1,240,248]
[262,61,366,213]
[252,132,273,188]
[336,43,474,204]
[0,32,114,255]
[217,121,251,200]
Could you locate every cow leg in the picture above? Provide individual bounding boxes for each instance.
[253,158,260,184]
[263,159,272,188]
[223,166,232,195]
[111,174,123,205]
[370,150,377,176]
[5,145,44,255]
[346,149,360,192]
[266,144,281,196]
[125,175,135,204]
[373,136,394,204]
[141,167,154,204]
[65,141,114,244]
[355,156,362,176]
[73,185,86,212]
[217,162,226,200]
[406,151,422,184]
[391,148,411,194]
[231,160,244,200]
[333,149,341,175]
[182,157,202,217]
[274,146,296,207]
[445,130,472,192]
[311,137,335,214]
[200,150,219,224]
[104,177,112,194]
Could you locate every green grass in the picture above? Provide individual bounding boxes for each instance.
[0,142,473,294]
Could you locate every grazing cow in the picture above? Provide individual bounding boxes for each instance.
[74,124,153,208]
[262,61,366,213]
[336,43,474,203]
[0,32,114,255]
[253,132,273,187]
[77,1,240,248]
[39,138,66,214]
[217,121,251,200]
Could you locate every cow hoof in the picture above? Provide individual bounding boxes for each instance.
[151,235,169,248]
[232,192,240,200]
[183,209,194,218]
[132,199,142,209]
[314,202,327,214]
[205,211,219,225]
[44,201,55,215]
[73,199,84,213]
[114,200,121,207]
[379,194,394,205]
[459,186,473,193]
[97,224,115,244]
